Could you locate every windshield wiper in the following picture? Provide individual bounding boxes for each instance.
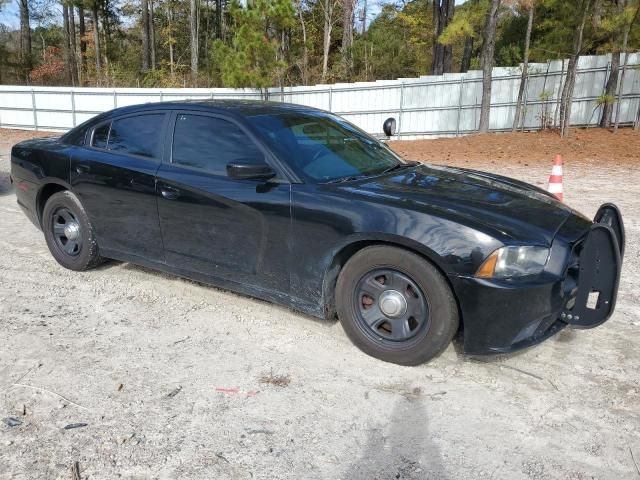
[380,161,419,175]
[323,175,367,184]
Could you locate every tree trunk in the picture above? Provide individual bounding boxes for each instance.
[599,51,619,128]
[68,5,79,86]
[19,0,32,79]
[599,0,625,128]
[560,0,590,137]
[442,0,455,73]
[559,58,577,136]
[168,4,175,79]
[432,0,455,75]
[296,0,308,85]
[215,0,223,39]
[361,0,367,34]
[101,0,111,73]
[432,1,442,75]
[62,4,74,85]
[150,0,156,70]
[460,36,473,73]
[321,0,333,82]
[614,3,639,132]
[91,3,102,83]
[78,5,87,85]
[613,48,629,132]
[141,0,150,72]
[512,3,534,132]
[341,0,355,78]
[190,0,199,85]
[478,0,500,133]
[204,0,210,79]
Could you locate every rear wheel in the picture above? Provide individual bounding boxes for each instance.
[335,245,458,366]
[42,190,103,271]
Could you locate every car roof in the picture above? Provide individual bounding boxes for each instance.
[61,99,329,145]
[106,99,326,118]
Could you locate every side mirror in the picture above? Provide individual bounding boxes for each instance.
[383,117,397,137]
[227,160,276,180]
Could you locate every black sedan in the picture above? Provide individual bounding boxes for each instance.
[10,101,624,365]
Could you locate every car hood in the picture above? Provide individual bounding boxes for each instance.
[340,163,587,245]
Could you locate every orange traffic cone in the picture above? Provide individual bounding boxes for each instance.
[547,154,563,201]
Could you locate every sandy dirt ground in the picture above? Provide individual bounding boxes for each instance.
[0,128,639,480]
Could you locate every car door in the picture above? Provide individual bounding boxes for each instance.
[155,111,291,293]
[69,112,168,261]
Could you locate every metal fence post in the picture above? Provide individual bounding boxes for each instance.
[456,77,465,137]
[602,60,611,94]
[328,86,333,112]
[31,88,38,131]
[554,59,565,128]
[160,91,164,102]
[70,89,77,127]
[397,82,405,136]
[113,90,117,108]
[539,60,551,131]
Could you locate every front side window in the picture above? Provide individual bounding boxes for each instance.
[91,114,165,159]
[171,114,264,175]
[246,111,402,183]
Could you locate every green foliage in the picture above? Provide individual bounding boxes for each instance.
[596,93,615,106]
[538,89,553,101]
[352,0,432,81]
[1,0,639,87]
[212,0,294,88]
[439,0,487,46]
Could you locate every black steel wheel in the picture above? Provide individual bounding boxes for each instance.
[336,245,459,366]
[51,207,82,256]
[42,190,103,271]
[355,269,430,343]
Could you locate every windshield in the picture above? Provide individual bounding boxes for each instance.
[246,110,403,183]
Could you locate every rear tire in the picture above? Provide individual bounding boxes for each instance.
[42,190,103,271]
[336,245,458,366]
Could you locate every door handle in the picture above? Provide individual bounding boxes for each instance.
[75,164,90,174]
[160,186,180,200]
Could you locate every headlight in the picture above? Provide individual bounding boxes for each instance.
[476,246,550,278]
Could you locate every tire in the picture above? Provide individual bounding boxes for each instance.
[42,190,103,271]
[336,245,458,366]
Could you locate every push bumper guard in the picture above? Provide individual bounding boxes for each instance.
[563,203,625,329]
[455,203,625,355]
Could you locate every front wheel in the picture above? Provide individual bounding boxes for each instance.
[335,245,459,366]
[42,190,103,271]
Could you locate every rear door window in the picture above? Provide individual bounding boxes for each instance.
[92,123,110,149]
[91,114,165,159]
[108,114,165,158]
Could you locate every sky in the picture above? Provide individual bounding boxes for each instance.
[1,1,22,29]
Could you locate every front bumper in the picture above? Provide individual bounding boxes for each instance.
[453,203,624,355]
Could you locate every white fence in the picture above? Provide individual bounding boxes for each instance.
[0,52,638,139]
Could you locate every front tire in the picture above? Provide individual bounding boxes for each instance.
[42,190,103,271]
[336,245,459,366]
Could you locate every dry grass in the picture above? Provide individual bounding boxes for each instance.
[259,369,291,388]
